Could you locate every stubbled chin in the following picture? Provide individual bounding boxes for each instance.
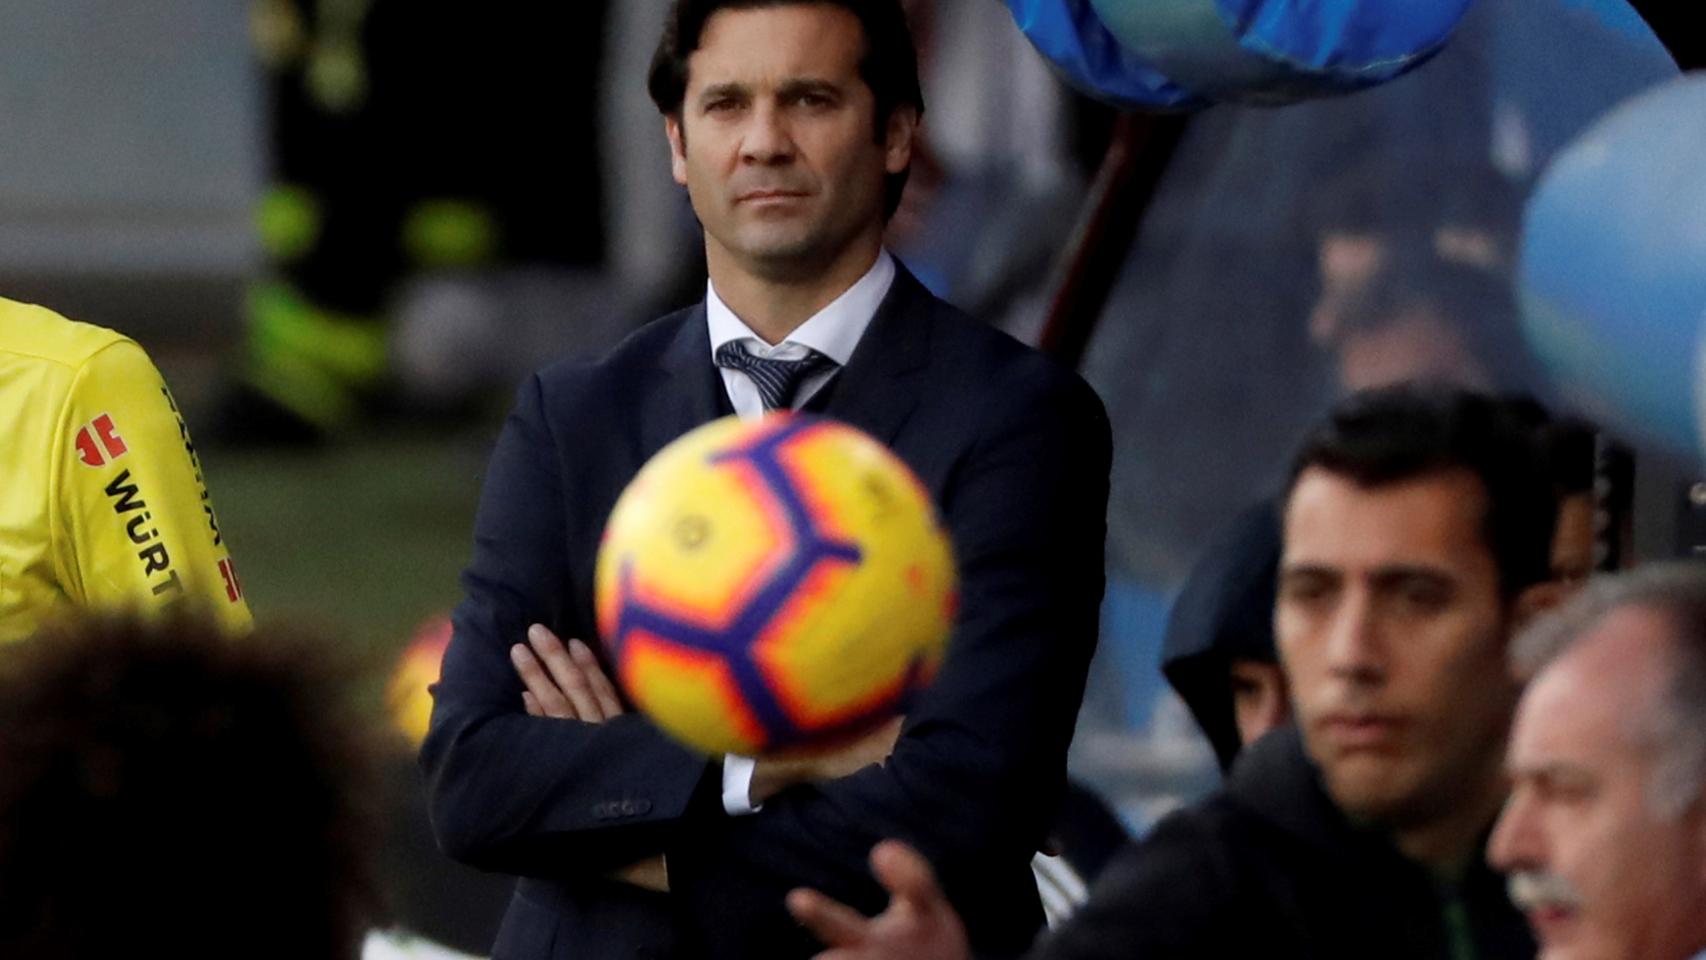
[1317,755,1414,819]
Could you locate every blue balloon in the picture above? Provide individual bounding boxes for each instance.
[1086,0,1474,103]
[1519,73,1706,457]
[1001,0,1205,110]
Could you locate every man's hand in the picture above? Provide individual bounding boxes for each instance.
[511,624,666,892]
[512,624,625,722]
[750,715,904,805]
[787,840,970,960]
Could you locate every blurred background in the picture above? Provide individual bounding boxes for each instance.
[0,0,1695,951]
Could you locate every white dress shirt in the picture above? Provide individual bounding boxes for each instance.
[705,249,896,815]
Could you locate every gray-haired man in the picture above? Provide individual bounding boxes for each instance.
[1490,563,1706,960]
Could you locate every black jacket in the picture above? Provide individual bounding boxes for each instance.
[1033,727,1534,960]
[421,265,1112,959]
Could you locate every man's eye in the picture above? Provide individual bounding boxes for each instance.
[1281,580,1330,605]
[1535,773,1595,805]
[705,99,740,114]
[1399,582,1450,611]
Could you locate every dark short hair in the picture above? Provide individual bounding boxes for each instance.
[1286,385,1556,598]
[1494,396,1597,504]
[1539,417,1596,498]
[647,0,925,218]
[0,615,383,959]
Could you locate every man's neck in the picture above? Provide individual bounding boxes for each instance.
[706,230,883,345]
[1390,766,1509,879]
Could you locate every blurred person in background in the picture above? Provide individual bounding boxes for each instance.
[789,386,1559,960]
[1313,246,1547,397]
[1501,399,1600,591]
[0,297,252,643]
[422,1,1110,958]
[228,0,618,442]
[1159,499,1289,773]
[0,614,381,958]
[1491,564,1706,960]
[1538,418,1597,589]
[1023,500,1288,928]
[1075,0,1673,761]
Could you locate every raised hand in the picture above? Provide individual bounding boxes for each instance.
[787,840,971,960]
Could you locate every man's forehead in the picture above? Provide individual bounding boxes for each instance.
[1281,467,1491,574]
[687,4,866,92]
[1514,611,1675,763]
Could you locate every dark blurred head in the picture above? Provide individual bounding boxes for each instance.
[1323,252,1545,397]
[1161,500,1286,771]
[0,615,383,960]
[1493,398,1599,590]
[648,0,924,219]
[1539,417,1598,588]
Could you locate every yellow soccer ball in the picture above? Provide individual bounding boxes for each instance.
[595,413,956,756]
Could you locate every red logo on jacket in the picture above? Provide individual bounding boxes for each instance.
[75,414,129,467]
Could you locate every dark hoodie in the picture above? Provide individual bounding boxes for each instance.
[1160,500,1283,771]
[1030,727,1534,960]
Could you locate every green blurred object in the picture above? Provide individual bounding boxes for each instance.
[403,199,501,270]
[245,280,388,430]
[257,184,324,262]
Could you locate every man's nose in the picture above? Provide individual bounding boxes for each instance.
[741,102,796,164]
[1487,789,1539,872]
[1324,591,1385,684]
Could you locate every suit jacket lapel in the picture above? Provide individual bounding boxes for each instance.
[819,263,931,446]
[638,304,727,461]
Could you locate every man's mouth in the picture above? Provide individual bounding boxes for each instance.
[737,189,810,204]
[1316,712,1404,750]
[1508,870,1583,943]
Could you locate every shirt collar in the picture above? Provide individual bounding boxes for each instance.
[705,249,895,364]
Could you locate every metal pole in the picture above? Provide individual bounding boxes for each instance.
[1037,112,1189,369]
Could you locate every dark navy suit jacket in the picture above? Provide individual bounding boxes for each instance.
[422,266,1111,959]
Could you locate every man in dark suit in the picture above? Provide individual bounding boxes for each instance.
[419,2,1112,958]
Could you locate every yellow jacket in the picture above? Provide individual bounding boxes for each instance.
[1,298,252,642]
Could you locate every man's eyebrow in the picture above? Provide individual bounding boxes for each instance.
[1367,565,1455,587]
[777,77,843,98]
[1278,563,1337,580]
[696,82,751,104]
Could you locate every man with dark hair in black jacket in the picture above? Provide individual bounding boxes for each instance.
[791,385,1563,960]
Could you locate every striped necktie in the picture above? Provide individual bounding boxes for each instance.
[714,341,839,412]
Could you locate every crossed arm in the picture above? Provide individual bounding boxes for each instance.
[509,622,902,893]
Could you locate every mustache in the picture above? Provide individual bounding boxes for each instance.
[1507,870,1584,913]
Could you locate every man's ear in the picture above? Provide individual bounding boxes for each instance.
[883,106,918,175]
[666,115,689,186]
[1511,579,1569,635]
